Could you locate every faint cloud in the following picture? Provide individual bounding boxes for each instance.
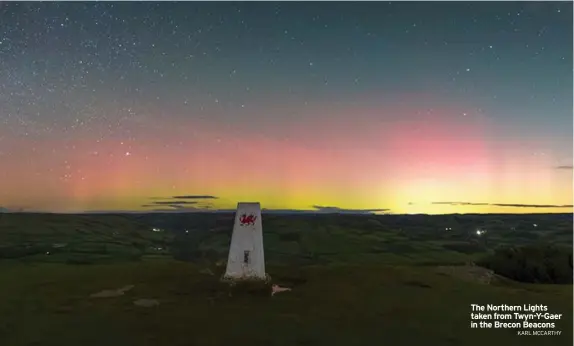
[312,205,390,214]
[556,165,573,170]
[141,203,201,210]
[432,202,573,208]
[144,194,218,211]
[172,195,218,199]
[0,206,26,212]
[142,203,198,210]
[493,203,573,208]
[150,201,198,205]
[166,204,193,210]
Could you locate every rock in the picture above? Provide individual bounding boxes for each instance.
[134,299,160,307]
[90,285,135,298]
[200,268,214,276]
[118,285,135,293]
[271,284,292,296]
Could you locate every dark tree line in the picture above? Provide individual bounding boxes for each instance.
[477,244,573,284]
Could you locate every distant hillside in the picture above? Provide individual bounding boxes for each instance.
[0,212,571,266]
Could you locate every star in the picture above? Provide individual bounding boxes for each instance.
[0,1,569,215]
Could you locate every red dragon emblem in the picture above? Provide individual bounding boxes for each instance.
[239,214,257,226]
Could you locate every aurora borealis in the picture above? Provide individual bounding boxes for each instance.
[0,2,572,214]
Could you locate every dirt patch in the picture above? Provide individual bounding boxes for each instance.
[435,265,495,284]
[89,284,135,298]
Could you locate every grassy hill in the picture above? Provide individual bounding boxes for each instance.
[0,212,572,345]
[1,212,571,266]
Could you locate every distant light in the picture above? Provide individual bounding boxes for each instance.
[476,229,482,236]
[152,228,162,232]
[185,230,189,233]
[533,224,537,227]
[46,251,50,255]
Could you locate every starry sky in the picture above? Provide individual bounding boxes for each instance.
[0,2,572,214]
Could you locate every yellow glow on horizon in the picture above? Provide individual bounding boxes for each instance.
[0,99,571,215]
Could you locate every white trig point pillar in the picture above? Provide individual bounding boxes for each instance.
[223,202,267,281]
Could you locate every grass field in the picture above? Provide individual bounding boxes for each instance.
[0,212,572,345]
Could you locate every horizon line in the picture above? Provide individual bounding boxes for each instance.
[0,209,571,216]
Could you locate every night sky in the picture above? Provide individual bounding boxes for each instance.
[0,2,572,214]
